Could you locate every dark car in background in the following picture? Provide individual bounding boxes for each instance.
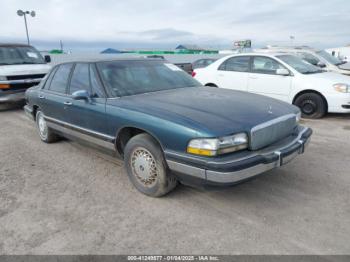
[24,58,312,197]
[0,43,51,105]
[192,58,217,69]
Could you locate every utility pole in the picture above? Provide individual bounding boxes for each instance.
[17,10,36,45]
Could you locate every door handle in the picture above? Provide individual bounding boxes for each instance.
[64,101,72,106]
[38,94,45,99]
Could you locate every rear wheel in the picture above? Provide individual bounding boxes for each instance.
[124,133,177,197]
[294,93,326,119]
[36,110,59,143]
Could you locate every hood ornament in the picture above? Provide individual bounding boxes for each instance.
[268,105,273,114]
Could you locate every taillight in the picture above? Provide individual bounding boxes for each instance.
[191,71,196,77]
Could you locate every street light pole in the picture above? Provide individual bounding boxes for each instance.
[23,13,29,45]
[17,10,36,45]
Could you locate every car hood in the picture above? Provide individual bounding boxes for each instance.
[0,64,51,76]
[111,87,299,137]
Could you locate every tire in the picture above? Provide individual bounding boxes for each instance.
[205,83,218,88]
[124,133,177,197]
[294,93,327,119]
[35,110,59,143]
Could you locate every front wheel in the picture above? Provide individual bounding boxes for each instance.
[294,93,327,119]
[124,133,177,197]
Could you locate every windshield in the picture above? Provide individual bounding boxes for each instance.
[0,46,46,65]
[316,50,344,66]
[97,60,201,97]
[277,55,323,74]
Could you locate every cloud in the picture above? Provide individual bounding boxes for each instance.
[0,0,349,49]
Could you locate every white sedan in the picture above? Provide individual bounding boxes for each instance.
[193,53,350,118]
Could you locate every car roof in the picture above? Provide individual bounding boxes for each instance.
[0,43,32,47]
[224,52,291,58]
[55,57,165,65]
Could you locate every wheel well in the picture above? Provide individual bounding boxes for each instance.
[115,127,161,158]
[293,90,328,111]
[205,83,218,87]
[32,105,39,120]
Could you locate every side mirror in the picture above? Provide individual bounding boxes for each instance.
[72,90,90,101]
[317,62,326,68]
[44,55,51,63]
[276,68,290,76]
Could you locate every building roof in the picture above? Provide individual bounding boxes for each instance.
[175,44,204,50]
[100,48,122,54]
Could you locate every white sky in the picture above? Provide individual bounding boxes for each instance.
[1,0,349,49]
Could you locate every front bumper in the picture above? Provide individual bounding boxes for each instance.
[0,78,42,103]
[166,126,312,186]
[0,90,25,103]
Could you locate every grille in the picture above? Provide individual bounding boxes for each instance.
[7,74,46,80]
[250,114,297,150]
[9,82,38,91]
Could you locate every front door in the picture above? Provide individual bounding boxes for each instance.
[247,56,292,102]
[65,63,107,135]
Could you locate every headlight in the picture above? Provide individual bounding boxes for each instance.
[0,76,7,81]
[187,133,248,156]
[333,83,349,93]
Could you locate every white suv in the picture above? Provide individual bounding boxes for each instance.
[193,53,350,118]
[0,43,51,105]
[258,46,350,76]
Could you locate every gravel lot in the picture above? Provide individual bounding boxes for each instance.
[0,108,349,255]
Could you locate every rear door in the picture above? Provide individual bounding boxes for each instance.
[247,56,292,102]
[65,63,107,135]
[39,63,73,123]
[215,56,250,91]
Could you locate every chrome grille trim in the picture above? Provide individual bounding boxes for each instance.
[250,114,297,151]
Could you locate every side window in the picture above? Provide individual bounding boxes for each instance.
[42,67,58,89]
[49,64,73,93]
[219,56,250,72]
[252,56,285,75]
[90,64,105,98]
[69,63,90,95]
[298,53,320,66]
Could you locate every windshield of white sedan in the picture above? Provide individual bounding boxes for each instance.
[316,50,345,66]
[97,60,201,97]
[0,46,45,65]
[277,55,323,74]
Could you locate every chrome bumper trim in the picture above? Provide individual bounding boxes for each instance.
[167,131,311,184]
[0,92,25,103]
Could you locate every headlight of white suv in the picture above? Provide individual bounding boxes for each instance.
[333,83,349,93]
[187,133,248,156]
[0,76,7,81]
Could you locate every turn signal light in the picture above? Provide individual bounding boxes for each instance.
[0,84,10,89]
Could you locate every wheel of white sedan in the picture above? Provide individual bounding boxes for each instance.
[294,93,326,119]
[35,110,59,143]
[124,133,177,197]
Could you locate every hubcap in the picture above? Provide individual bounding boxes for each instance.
[37,113,48,139]
[130,148,158,186]
[301,99,316,115]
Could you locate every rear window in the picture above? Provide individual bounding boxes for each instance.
[96,60,201,97]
